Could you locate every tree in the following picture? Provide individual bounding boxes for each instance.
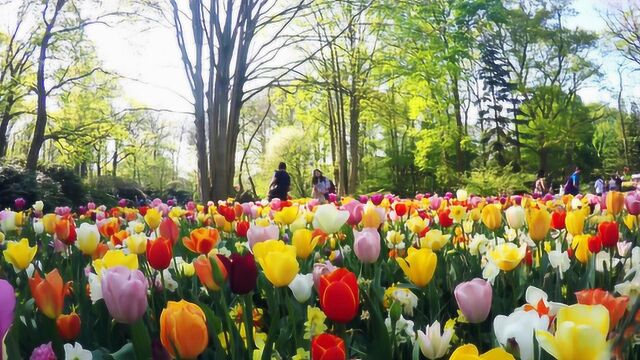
[604,0,640,70]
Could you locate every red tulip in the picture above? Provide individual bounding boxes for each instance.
[56,312,81,341]
[55,217,77,245]
[551,210,566,230]
[575,288,629,329]
[319,268,359,323]
[147,237,173,270]
[438,209,453,228]
[598,221,619,248]
[311,333,346,360]
[229,252,257,294]
[236,220,250,238]
[588,235,602,253]
[159,218,180,245]
[218,205,236,223]
[394,202,407,217]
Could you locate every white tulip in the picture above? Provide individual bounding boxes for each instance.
[312,204,349,234]
[547,250,570,279]
[417,321,454,359]
[32,200,44,212]
[64,342,92,360]
[505,206,525,230]
[494,310,550,360]
[288,273,314,303]
[75,223,100,255]
[456,189,468,202]
[0,210,17,232]
[33,220,44,235]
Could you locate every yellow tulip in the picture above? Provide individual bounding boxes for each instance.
[92,250,139,276]
[3,238,37,272]
[606,191,624,216]
[255,217,271,227]
[527,207,551,242]
[406,216,427,234]
[571,234,592,264]
[481,204,502,231]
[420,229,451,251]
[536,304,610,360]
[468,208,481,222]
[42,213,57,234]
[0,231,4,244]
[144,208,162,230]
[396,247,437,287]
[624,214,636,231]
[362,204,384,229]
[565,210,586,236]
[450,344,515,360]
[213,214,233,233]
[274,205,299,226]
[291,229,319,259]
[489,243,526,271]
[125,234,148,254]
[253,240,299,287]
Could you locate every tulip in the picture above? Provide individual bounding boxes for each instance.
[125,233,148,254]
[319,268,359,323]
[489,243,526,271]
[229,252,258,294]
[417,321,454,360]
[371,193,384,205]
[0,279,15,358]
[527,207,551,242]
[288,273,314,303]
[42,213,57,234]
[312,261,337,291]
[353,228,381,263]
[361,204,385,229]
[3,238,37,272]
[456,189,468,202]
[313,204,349,234]
[29,269,72,319]
[598,221,619,248]
[247,223,280,249]
[406,216,427,234]
[420,229,451,251]
[575,288,629,329]
[550,210,566,230]
[505,205,525,230]
[437,209,453,228]
[193,254,229,291]
[55,216,77,245]
[30,342,56,360]
[32,220,44,235]
[536,304,610,360]
[147,237,173,270]
[144,208,162,229]
[56,312,81,341]
[159,217,180,244]
[396,247,437,287]
[292,228,320,259]
[625,192,640,215]
[311,333,346,360]
[183,227,220,254]
[449,344,515,360]
[624,214,636,230]
[253,239,299,287]
[493,310,550,360]
[92,250,139,276]
[98,217,121,238]
[565,210,586,236]
[606,191,625,216]
[454,278,492,323]
[101,266,148,324]
[274,205,299,225]
[571,234,593,263]
[236,220,250,237]
[481,204,502,231]
[429,195,442,210]
[342,200,364,226]
[75,223,100,256]
[0,210,17,232]
[160,300,208,359]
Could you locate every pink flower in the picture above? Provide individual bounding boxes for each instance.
[353,228,381,264]
[429,196,442,211]
[101,266,149,324]
[0,279,15,358]
[371,193,384,205]
[312,261,337,290]
[247,224,280,248]
[454,278,492,323]
[342,201,364,226]
[625,192,640,215]
[30,342,56,360]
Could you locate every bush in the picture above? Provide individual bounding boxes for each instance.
[0,163,72,210]
[40,165,86,205]
[461,165,534,195]
[85,176,148,207]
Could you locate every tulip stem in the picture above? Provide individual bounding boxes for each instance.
[243,294,255,352]
[218,291,237,360]
[160,270,168,303]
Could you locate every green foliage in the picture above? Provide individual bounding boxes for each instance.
[461,165,535,195]
[0,163,73,209]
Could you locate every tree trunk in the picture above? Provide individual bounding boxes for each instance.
[112,142,118,177]
[348,92,360,194]
[26,0,66,171]
[617,68,630,167]
[451,72,465,172]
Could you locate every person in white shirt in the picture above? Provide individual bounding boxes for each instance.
[594,175,604,196]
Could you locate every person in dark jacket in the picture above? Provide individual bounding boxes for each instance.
[268,162,291,201]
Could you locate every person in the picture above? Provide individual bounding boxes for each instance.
[268,162,291,201]
[311,169,330,202]
[533,170,546,196]
[609,174,619,192]
[615,171,623,191]
[563,167,580,196]
[594,175,604,196]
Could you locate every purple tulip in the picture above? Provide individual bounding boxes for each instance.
[87,202,96,210]
[54,206,71,216]
[186,201,196,211]
[359,195,369,204]
[454,278,492,323]
[353,228,381,264]
[444,192,453,200]
[512,195,522,205]
[14,198,26,211]
[167,198,176,207]
[312,261,337,290]
[371,193,384,205]
[625,192,640,215]
[152,198,163,207]
[1,279,16,359]
[101,266,149,324]
[118,198,128,207]
[342,201,364,226]
[328,193,337,203]
[247,224,280,249]
[542,193,554,202]
[29,342,56,360]
[469,196,483,208]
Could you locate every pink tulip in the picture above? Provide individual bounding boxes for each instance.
[625,192,640,215]
[371,193,384,205]
[247,224,280,248]
[454,278,492,323]
[343,201,364,226]
[359,195,369,204]
[353,228,381,264]
[101,266,149,324]
[29,343,55,360]
[429,195,442,210]
[0,279,15,359]
[270,198,283,211]
[240,202,254,217]
[312,261,337,290]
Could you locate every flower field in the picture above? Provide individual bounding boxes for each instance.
[0,191,639,360]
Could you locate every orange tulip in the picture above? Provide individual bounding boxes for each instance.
[99,218,121,238]
[606,191,625,216]
[56,312,81,341]
[575,288,629,329]
[183,228,220,254]
[159,217,180,244]
[110,230,129,247]
[29,269,72,319]
[160,300,208,359]
[193,254,229,291]
[55,217,76,245]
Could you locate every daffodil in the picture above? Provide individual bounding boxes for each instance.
[449,205,467,223]
[304,306,328,339]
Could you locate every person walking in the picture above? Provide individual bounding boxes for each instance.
[563,167,580,196]
[533,170,547,197]
[311,169,330,202]
[594,175,604,196]
[268,162,291,201]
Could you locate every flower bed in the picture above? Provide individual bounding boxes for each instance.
[0,191,639,359]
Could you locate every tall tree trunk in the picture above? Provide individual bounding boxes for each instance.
[0,95,14,158]
[618,68,630,167]
[26,0,66,171]
[112,142,118,177]
[348,92,360,194]
[512,99,521,171]
[451,72,465,172]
